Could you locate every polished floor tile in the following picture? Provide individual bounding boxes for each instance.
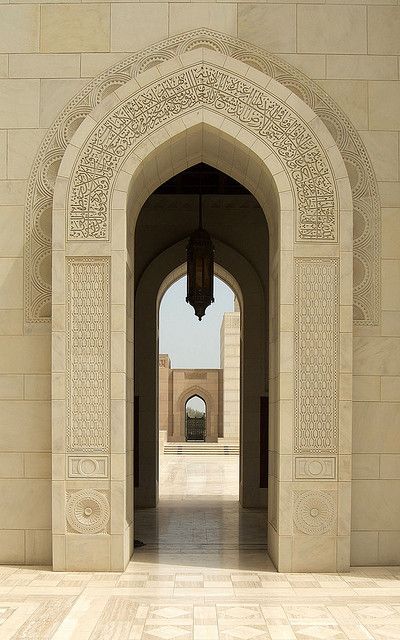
[0,454,399,639]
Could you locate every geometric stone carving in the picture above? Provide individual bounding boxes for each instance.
[293,490,336,535]
[224,316,240,329]
[159,356,169,368]
[66,257,110,452]
[67,456,108,478]
[184,372,207,380]
[294,258,339,454]
[67,64,337,243]
[295,457,336,480]
[66,489,110,534]
[24,29,380,326]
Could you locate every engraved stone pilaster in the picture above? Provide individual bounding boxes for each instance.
[66,257,111,453]
[294,258,339,454]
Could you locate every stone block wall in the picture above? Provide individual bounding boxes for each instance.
[169,369,222,443]
[0,1,398,565]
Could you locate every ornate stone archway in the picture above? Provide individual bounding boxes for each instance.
[52,46,353,573]
[26,28,379,329]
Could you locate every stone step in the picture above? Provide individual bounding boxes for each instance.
[163,442,239,455]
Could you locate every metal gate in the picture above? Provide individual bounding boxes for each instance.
[186,416,206,441]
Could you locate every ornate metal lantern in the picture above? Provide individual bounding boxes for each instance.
[186,194,215,321]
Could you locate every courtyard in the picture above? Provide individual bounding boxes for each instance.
[0,454,399,639]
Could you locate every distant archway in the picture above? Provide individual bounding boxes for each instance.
[185,395,207,442]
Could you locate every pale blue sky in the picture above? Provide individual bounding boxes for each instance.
[159,276,234,369]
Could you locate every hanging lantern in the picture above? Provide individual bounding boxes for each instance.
[186,194,215,321]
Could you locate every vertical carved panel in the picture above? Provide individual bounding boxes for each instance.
[294,258,339,454]
[66,257,110,452]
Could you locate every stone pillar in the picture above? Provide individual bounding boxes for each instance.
[220,311,240,442]
[52,255,132,571]
[158,354,171,437]
[268,252,352,573]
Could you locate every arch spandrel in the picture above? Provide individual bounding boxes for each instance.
[26,28,379,326]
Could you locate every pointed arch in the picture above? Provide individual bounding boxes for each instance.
[25,28,379,327]
[51,45,353,574]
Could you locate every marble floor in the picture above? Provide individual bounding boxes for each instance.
[1,454,400,639]
[135,453,267,555]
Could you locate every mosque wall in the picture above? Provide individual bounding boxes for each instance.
[0,2,398,565]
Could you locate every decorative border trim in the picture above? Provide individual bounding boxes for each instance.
[67,455,109,478]
[294,457,336,480]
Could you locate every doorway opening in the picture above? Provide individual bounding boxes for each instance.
[133,163,269,556]
[185,397,206,442]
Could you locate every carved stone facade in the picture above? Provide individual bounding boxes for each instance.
[0,3,397,574]
[66,257,111,454]
[50,46,353,572]
[293,490,336,536]
[24,29,379,327]
[67,64,337,243]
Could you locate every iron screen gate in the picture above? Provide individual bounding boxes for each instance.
[186,416,206,441]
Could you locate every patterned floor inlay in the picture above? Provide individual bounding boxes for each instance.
[1,455,399,638]
[0,555,399,638]
[0,607,15,625]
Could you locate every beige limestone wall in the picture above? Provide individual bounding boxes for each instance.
[169,369,222,443]
[0,1,398,565]
[158,354,171,433]
[220,311,240,442]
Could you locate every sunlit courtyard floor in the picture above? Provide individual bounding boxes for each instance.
[1,455,400,639]
[135,453,268,555]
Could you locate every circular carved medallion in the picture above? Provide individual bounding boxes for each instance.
[66,489,110,534]
[294,491,335,535]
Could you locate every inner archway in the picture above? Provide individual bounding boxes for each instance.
[133,164,269,517]
[134,244,267,553]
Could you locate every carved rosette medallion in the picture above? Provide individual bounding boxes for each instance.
[294,490,336,535]
[294,258,339,454]
[66,489,110,534]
